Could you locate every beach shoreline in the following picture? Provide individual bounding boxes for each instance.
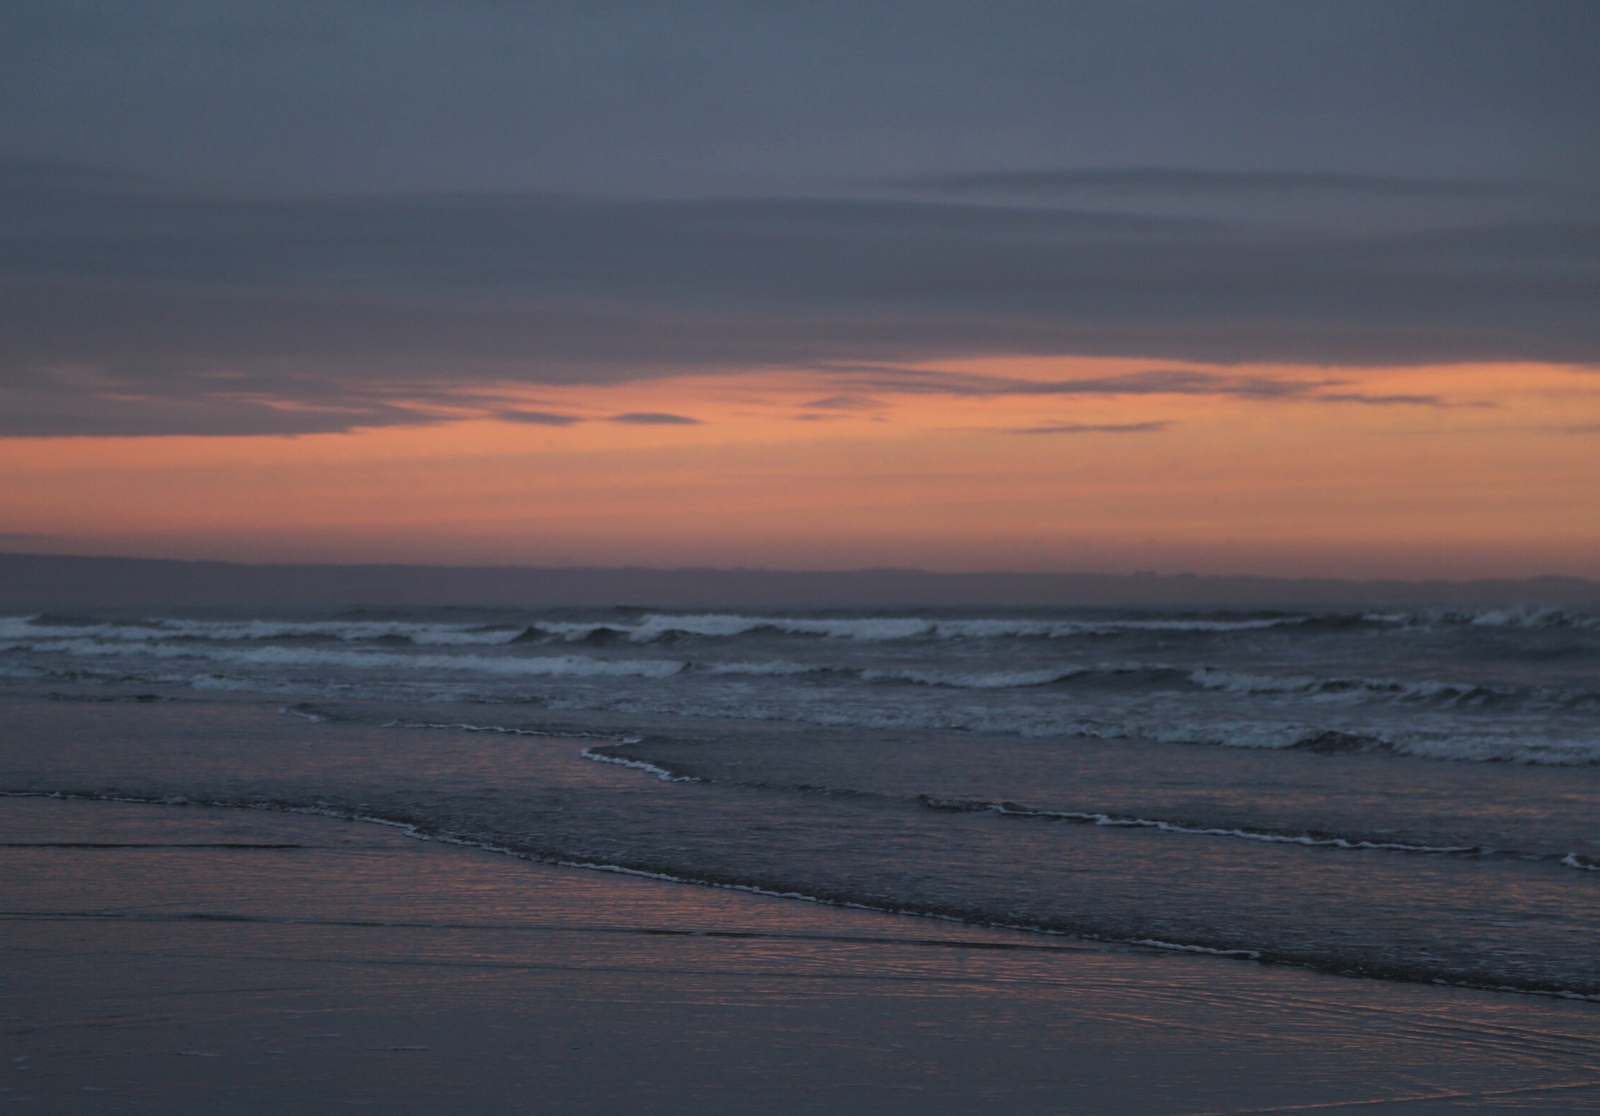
[6,794,1600,1114]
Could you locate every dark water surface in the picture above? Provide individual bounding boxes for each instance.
[1,605,1597,998]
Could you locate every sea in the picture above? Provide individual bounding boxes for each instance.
[2,603,1597,1000]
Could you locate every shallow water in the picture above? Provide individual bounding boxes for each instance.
[10,796,1600,1115]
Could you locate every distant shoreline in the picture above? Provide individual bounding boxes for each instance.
[2,552,1596,610]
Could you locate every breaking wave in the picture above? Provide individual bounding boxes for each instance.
[523,612,1310,643]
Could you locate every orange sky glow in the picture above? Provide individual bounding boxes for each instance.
[4,357,1597,578]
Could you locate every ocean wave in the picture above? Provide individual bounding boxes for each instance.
[860,665,1093,689]
[2,635,1116,691]
[7,612,1597,766]
[220,646,688,679]
[523,612,1309,644]
[17,647,1594,765]
[0,614,528,646]
[701,659,1181,690]
[1467,607,1600,630]
[1,610,1302,652]
[1187,668,1599,711]
[1363,607,1600,631]
[8,607,1598,651]
[699,660,829,677]
[4,637,687,679]
[552,687,1600,765]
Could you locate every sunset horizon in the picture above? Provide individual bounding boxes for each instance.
[5,4,1598,1113]
[6,351,1597,579]
[3,4,1596,581]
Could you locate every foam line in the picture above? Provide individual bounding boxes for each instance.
[579,747,699,782]
[916,795,1488,855]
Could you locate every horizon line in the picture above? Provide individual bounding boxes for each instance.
[3,551,1596,588]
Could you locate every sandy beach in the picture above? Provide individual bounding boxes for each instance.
[5,792,1600,1114]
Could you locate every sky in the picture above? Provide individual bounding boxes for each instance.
[2,0,1597,576]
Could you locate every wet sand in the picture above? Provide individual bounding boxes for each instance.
[3,795,1599,1114]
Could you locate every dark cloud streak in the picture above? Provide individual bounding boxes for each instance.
[1314,393,1478,408]
[1013,421,1170,435]
[1,172,1595,435]
[497,410,584,426]
[609,412,700,425]
[831,368,1333,400]
[1,1,1595,437]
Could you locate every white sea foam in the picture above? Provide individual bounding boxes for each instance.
[279,704,330,723]
[1468,608,1600,630]
[919,796,1482,854]
[524,612,1306,644]
[6,606,1597,767]
[229,647,687,678]
[380,718,633,742]
[0,615,527,646]
[1187,668,1528,706]
[8,636,686,679]
[579,747,698,782]
[8,607,1596,648]
[700,660,827,677]
[1368,607,1600,631]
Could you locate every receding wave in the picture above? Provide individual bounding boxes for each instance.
[915,794,1600,874]
[915,795,1500,856]
[8,786,1592,1002]
[959,797,1597,874]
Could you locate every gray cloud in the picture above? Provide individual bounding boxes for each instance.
[1,173,1595,435]
[839,371,1499,409]
[1,2,1596,437]
[1314,393,1482,408]
[831,368,1335,400]
[497,410,584,426]
[3,2,1594,197]
[0,352,446,437]
[609,412,700,425]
